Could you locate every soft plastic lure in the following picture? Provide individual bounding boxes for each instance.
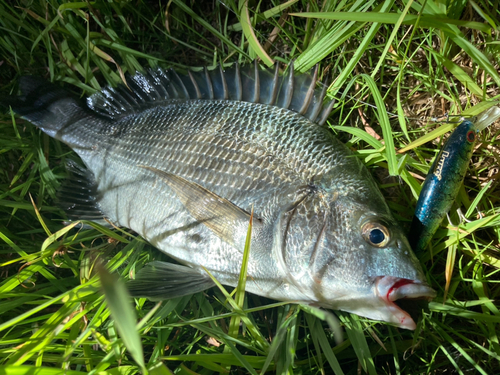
[409,106,500,254]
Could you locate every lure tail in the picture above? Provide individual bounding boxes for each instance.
[2,76,87,140]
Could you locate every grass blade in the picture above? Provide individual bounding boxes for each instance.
[98,264,145,371]
[353,74,398,175]
[0,365,87,375]
[227,208,253,338]
[289,11,491,33]
[340,314,377,375]
[304,313,344,375]
[238,1,273,66]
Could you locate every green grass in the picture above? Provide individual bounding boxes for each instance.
[1,0,500,374]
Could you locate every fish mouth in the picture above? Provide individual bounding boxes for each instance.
[375,276,437,330]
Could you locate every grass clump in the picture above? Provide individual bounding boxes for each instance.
[1,0,500,374]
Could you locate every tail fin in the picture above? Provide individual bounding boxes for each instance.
[2,76,86,140]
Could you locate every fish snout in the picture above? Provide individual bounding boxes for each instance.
[375,276,437,330]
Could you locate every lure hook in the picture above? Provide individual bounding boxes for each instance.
[446,211,461,228]
[446,208,470,228]
[446,206,484,228]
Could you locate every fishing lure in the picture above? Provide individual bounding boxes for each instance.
[409,106,500,254]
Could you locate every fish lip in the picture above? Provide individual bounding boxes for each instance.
[375,276,437,330]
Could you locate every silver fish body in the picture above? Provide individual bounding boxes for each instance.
[6,64,436,329]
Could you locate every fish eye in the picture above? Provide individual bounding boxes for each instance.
[466,130,475,143]
[362,222,390,247]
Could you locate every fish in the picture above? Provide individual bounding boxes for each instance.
[3,62,436,330]
[409,106,500,255]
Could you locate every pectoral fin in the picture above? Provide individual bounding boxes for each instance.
[127,261,215,300]
[140,166,260,249]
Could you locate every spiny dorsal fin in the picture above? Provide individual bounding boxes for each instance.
[252,60,260,103]
[233,64,242,100]
[87,62,334,124]
[278,61,294,109]
[204,67,214,99]
[299,65,318,115]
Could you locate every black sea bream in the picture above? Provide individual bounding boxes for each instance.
[5,63,436,329]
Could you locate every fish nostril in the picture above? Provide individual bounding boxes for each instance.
[397,239,404,250]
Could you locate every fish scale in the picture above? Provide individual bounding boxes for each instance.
[3,63,436,329]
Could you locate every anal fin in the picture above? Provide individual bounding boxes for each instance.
[127,261,215,300]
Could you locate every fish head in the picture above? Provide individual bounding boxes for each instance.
[308,178,436,329]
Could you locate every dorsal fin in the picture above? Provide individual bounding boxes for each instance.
[233,64,242,100]
[204,67,214,99]
[87,62,335,124]
[278,61,294,109]
[252,60,260,103]
[299,65,319,115]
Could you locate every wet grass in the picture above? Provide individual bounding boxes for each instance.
[1,0,500,374]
